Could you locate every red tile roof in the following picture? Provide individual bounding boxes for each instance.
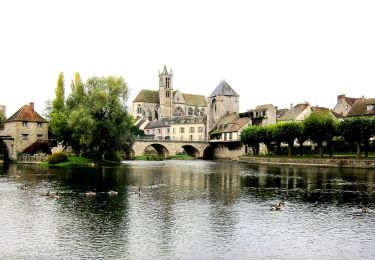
[5,103,47,123]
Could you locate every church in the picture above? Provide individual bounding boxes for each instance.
[131,66,242,142]
[131,66,208,121]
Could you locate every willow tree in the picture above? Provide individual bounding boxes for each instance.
[68,76,134,160]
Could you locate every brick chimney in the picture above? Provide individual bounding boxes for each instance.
[337,94,345,103]
[29,102,34,111]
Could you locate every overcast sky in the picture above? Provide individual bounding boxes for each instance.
[1,0,374,116]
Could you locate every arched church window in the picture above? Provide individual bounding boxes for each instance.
[155,110,159,120]
[212,99,217,112]
[188,107,193,116]
[137,105,142,114]
[174,107,184,116]
[200,108,206,116]
[194,106,200,116]
[166,90,170,98]
[166,77,170,89]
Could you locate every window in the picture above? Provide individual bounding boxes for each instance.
[147,130,150,134]
[173,128,176,134]
[229,132,233,140]
[367,105,374,111]
[345,104,349,110]
[37,122,42,128]
[22,122,28,127]
[37,134,43,140]
[200,108,206,116]
[158,129,161,134]
[198,127,203,133]
[194,106,200,116]
[188,107,193,116]
[21,134,28,140]
[224,133,227,140]
[190,127,195,133]
[137,105,142,114]
[180,127,185,134]
[190,135,193,141]
[167,128,170,133]
[174,107,184,116]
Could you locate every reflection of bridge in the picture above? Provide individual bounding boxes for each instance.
[131,139,212,159]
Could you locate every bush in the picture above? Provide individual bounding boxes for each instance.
[48,152,68,164]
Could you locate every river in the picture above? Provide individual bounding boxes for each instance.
[0,160,374,259]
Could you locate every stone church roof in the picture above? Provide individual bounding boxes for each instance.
[209,80,239,98]
[133,89,160,103]
[181,93,207,107]
[5,103,47,123]
[133,89,207,107]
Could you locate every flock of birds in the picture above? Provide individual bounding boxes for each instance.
[12,169,372,213]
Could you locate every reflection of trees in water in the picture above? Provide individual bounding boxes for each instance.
[241,165,375,205]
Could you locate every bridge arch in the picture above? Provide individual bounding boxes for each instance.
[0,140,10,162]
[181,145,200,158]
[203,146,215,159]
[145,144,170,158]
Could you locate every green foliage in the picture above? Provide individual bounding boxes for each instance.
[47,73,135,161]
[339,117,375,158]
[52,72,65,111]
[279,122,303,156]
[304,112,337,157]
[241,125,261,156]
[136,155,164,161]
[47,152,68,164]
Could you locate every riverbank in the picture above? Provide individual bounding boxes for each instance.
[238,156,375,169]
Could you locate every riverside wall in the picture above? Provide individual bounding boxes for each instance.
[238,156,375,169]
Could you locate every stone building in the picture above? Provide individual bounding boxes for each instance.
[347,98,375,117]
[209,113,250,141]
[131,66,207,122]
[170,116,207,142]
[249,104,277,126]
[278,102,312,122]
[333,94,360,117]
[0,102,49,160]
[207,80,239,133]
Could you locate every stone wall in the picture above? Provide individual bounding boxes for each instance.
[238,156,375,169]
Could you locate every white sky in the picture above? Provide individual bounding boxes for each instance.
[1,0,374,117]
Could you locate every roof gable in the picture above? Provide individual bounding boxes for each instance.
[5,104,47,123]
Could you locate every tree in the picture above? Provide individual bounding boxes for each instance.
[340,117,375,158]
[295,122,307,156]
[72,75,134,160]
[279,122,302,157]
[304,112,337,157]
[269,124,283,155]
[52,72,65,111]
[257,126,272,155]
[66,72,85,110]
[240,125,261,156]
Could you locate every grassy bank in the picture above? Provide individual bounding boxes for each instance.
[170,154,195,160]
[42,156,120,167]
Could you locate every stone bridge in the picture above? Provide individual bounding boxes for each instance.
[129,139,212,159]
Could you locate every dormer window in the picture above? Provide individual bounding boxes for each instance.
[345,104,349,110]
[367,105,374,111]
[37,122,42,128]
[22,122,28,127]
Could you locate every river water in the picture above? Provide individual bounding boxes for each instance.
[0,160,374,259]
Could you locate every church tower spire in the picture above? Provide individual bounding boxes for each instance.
[159,65,174,118]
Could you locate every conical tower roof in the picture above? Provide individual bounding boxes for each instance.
[209,80,239,98]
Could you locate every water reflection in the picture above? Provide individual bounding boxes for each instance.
[0,161,375,258]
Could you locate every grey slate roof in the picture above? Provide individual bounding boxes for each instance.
[209,80,239,98]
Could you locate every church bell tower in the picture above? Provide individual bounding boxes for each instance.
[159,65,174,118]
